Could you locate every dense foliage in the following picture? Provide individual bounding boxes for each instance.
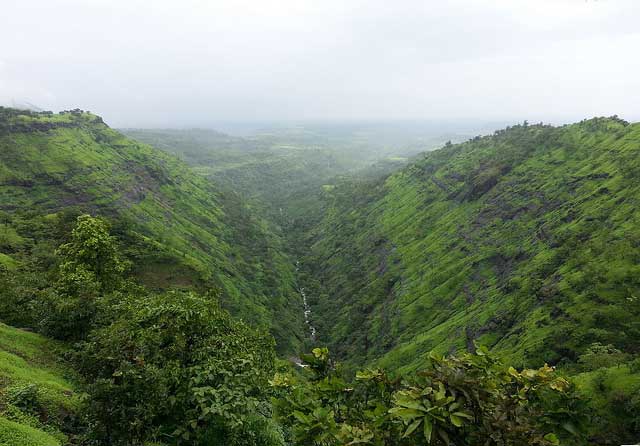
[273,347,586,446]
[76,291,278,445]
[1,214,284,445]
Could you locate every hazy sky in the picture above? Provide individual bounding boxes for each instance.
[1,0,638,127]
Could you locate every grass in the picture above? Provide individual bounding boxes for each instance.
[0,323,82,445]
[571,362,640,442]
[0,254,16,270]
[0,325,75,399]
[573,362,640,407]
[0,417,61,446]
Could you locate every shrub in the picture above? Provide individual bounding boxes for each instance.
[6,384,41,415]
[578,343,629,371]
[0,268,38,328]
[34,215,128,341]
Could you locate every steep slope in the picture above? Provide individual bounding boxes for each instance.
[301,117,640,372]
[0,107,304,352]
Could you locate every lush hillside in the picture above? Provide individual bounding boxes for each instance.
[1,214,286,446]
[300,117,640,373]
[0,107,305,352]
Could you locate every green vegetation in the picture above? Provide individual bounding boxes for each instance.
[301,117,640,368]
[120,128,415,227]
[0,418,61,446]
[1,107,640,443]
[0,209,594,444]
[293,117,640,443]
[0,212,284,445]
[76,290,278,445]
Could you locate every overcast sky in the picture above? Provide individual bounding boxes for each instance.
[1,0,638,127]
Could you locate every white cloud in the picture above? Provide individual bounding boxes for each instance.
[1,0,638,126]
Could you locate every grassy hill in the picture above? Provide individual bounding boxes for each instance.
[300,117,640,373]
[0,107,305,353]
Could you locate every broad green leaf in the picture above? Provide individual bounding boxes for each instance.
[562,421,578,436]
[293,410,310,424]
[389,407,424,422]
[449,414,463,427]
[423,417,433,442]
[403,418,422,438]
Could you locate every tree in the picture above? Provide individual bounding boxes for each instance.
[76,290,279,445]
[56,214,128,292]
[37,214,129,340]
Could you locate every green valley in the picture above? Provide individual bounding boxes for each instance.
[1,108,639,444]
[4,1,638,443]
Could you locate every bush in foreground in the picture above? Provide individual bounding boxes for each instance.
[273,346,587,445]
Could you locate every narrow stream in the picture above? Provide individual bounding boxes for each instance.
[296,261,317,341]
[299,287,317,340]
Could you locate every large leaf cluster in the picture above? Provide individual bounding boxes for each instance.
[273,346,586,446]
